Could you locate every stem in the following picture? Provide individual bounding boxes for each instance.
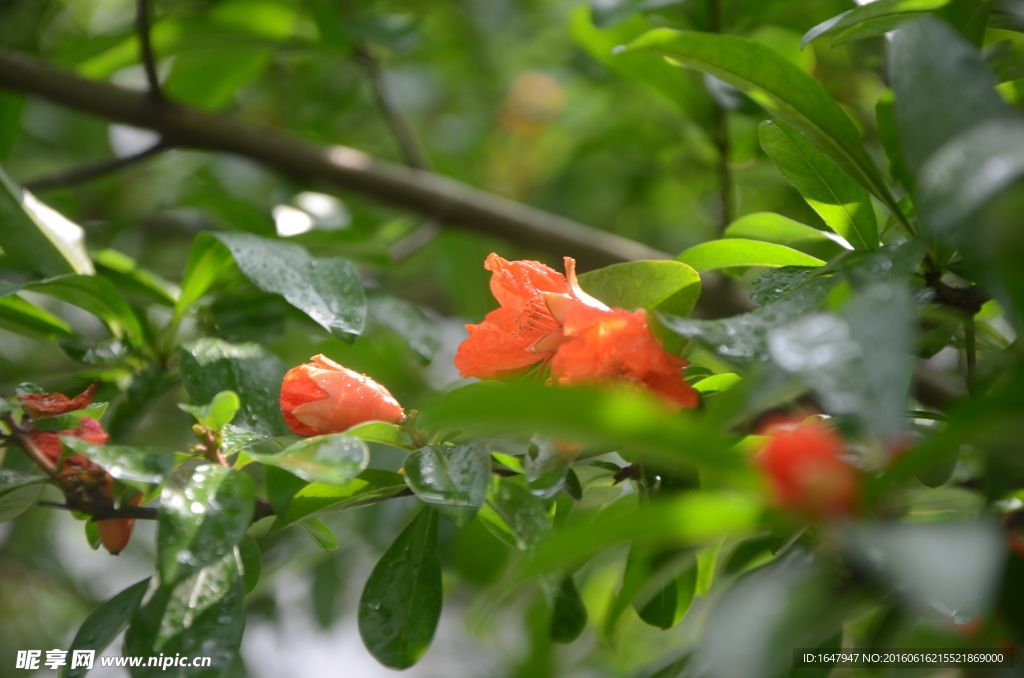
[24,142,168,191]
[136,0,162,100]
[2,414,59,479]
[709,0,732,233]
[356,42,430,171]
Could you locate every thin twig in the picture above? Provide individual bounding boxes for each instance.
[23,142,168,191]
[136,0,162,100]
[709,0,732,233]
[356,42,430,171]
[389,217,442,262]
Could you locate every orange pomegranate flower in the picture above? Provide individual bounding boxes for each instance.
[755,417,860,520]
[549,304,697,410]
[455,253,698,411]
[280,355,404,436]
[18,382,98,418]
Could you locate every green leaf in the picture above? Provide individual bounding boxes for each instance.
[0,164,93,276]
[759,120,878,249]
[157,464,256,586]
[179,389,240,431]
[248,434,368,486]
[631,553,698,630]
[62,438,176,492]
[424,381,731,470]
[723,212,845,260]
[692,373,742,394]
[24,274,145,344]
[124,554,245,678]
[237,535,261,594]
[677,239,825,272]
[875,91,915,189]
[62,578,151,678]
[212,232,366,342]
[180,337,289,437]
[767,282,915,439]
[0,294,77,340]
[478,477,552,551]
[623,30,902,220]
[661,276,838,365]
[368,293,440,364]
[891,17,1012,177]
[802,0,951,48]
[550,575,588,643]
[277,469,407,527]
[577,260,702,316]
[358,507,442,670]
[404,443,491,527]
[748,266,821,306]
[92,249,180,307]
[174,233,235,330]
[522,493,759,577]
[344,421,413,451]
[299,517,340,551]
[220,424,271,457]
[0,470,46,523]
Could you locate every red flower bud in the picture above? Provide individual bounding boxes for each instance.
[97,493,142,556]
[280,355,403,436]
[755,417,859,519]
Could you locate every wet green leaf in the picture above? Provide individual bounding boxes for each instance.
[368,293,440,364]
[124,554,245,678]
[404,443,491,527]
[478,477,552,551]
[343,421,413,450]
[157,464,256,586]
[0,470,46,523]
[62,438,176,492]
[179,390,240,431]
[180,337,289,437]
[212,232,366,342]
[358,507,442,669]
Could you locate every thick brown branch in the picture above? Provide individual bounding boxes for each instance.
[0,48,662,270]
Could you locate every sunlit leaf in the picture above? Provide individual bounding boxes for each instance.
[677,239,824,272]
[247,434,368,486]
[277,469,407,527]
[578,260,702,317]
[802,0,951,48]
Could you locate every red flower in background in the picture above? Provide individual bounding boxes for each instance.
[756,417,859,519]
[455,253,697,411]
[280,355,404,436]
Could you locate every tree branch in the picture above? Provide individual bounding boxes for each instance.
[0,48,662,270]
[136,0,162,100]
[23,142,168,191]
[356,42,430,171]
[0,48,961,410]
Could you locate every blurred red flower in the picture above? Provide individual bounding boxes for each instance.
[280,354,403,436]
[755,417,859,519]
[18,382,98,418]
[455,253,697,411]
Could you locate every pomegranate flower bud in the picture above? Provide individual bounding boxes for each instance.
[755,417,859,520]
[280,355,403,436]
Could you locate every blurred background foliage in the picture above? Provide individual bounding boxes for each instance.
[2,0,1024,676]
